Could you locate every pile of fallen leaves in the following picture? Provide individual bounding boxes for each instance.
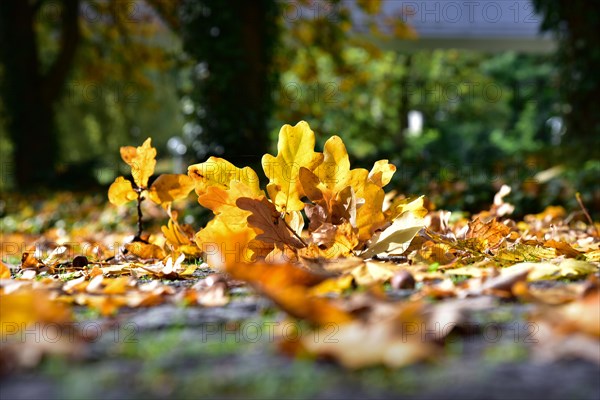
[1,121,599,372]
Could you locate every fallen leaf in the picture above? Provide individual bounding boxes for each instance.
[196,218,257,269]
[148,174,195,206]
[464,218,511,252]
[226,261,353,326]
[20,253,45,270]
[543,240,582,258]
[1,261,12,278]
[309,275,354,296]
[262,121,324,212]
[496,243,557,263]
[387,196,428,221]
[236,197,305,249]
[360,211,425,259]
[368,160,396,187]
[161,217,201,257]
[501,259,598,281]
[301,303,435,368]
[188,156,261,196]
[125,242,166,260]
[308,222,359,258]
[350,261,403,286]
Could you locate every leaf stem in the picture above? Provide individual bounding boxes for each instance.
[576,192,598,237]
[281,214,308,247]
[136,188,145,240]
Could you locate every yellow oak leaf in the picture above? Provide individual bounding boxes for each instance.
[315,136,393,241]
[225,261,353,325]
[308,222,359,258]
[543,240,582,258]
[314,135,351,194]
[195,217,257,269]
[161,216,190,247]
[262,121,323,212]
[148,174,195,206]
[353,174,387,242]
[1,288,72,340]
[360,211,425,259]
[313,135,394,196]
[120,138,156,188]
[301,310,434,369]
[368,160,396,187]
[188,156,261,196]
[350,261,403,285]
[309,274,354,296]
[125,242,166,260]
[191,161,264,267]
[465,218,511,252]
[102,276,131,295]
[79,295,128,316]
[119,145,137,165]
[501,259,598,281]
[161,218,202,257]
[0,260,11,278]
[198,181,263,225]
[108,177,137,206]
[387,195,428,221]
[495,243,557,263]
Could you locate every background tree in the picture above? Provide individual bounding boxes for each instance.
[0,0,80,188]
[532,0,600,160]
[179,0,280,174]
[0,0,180,189]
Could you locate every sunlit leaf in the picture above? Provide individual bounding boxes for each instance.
[226,261,353,325]
[368,160,396,187]
[20,252,45,270]
[125,242,166,260]
[121,138,156,188]
[465,218,511,252]
[350,261,403,285]
[108,177,137,206]
[360,211,425,259]
[188,156,261,196]
[387,195,428,221]
[195,218,257,269]
[0,261,11,278]
[496,244,557,263]
[501,259,598,281]
[262,121,324,212]
[301,303,435,368]
[148,174,195,206]
[237,197,305,249]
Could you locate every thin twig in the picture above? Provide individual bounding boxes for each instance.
[136,189,145,239]
[576,192,599,237]
[281,214,308,247]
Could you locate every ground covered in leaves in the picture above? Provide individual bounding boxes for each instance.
[1,122,599,399]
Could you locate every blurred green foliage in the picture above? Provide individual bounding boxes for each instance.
[533,0,600,160]
[273,42,599,215]
[1,0,597,217]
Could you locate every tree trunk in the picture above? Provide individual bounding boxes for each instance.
[558,0,600,159]
[397,54,413,150]
[0,0,80,189]
[182,0,279,175]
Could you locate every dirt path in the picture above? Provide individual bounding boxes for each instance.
[2,292,599,400]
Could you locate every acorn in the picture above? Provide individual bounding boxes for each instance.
[391,270,416,290]
[72,255,89,269]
